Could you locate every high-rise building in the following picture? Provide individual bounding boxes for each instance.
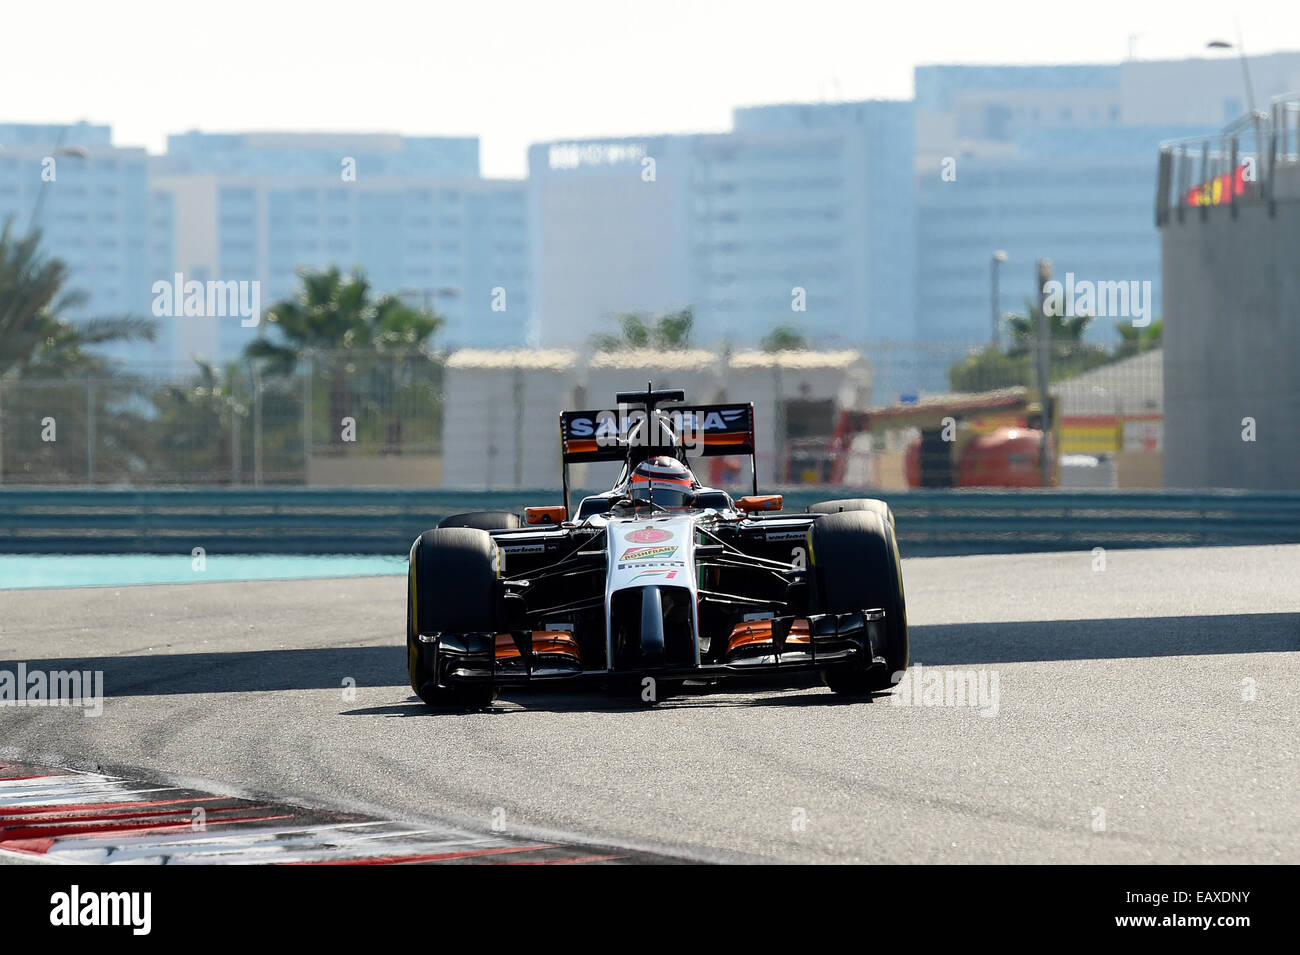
[913,54,1300,348]
[151,132,530,363]
[0,122,169,367]
[528,135,696,347]
[700,100,915,346]
[6,49,1299,379]
[528,99,916,350]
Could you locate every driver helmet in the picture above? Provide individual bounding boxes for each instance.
[628,455,696,509]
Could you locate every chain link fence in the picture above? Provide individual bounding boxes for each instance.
[0,341,1165,487]
[0,350,443,485]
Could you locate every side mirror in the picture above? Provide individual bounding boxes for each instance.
[524,505,568,525]
[736,495,783,512]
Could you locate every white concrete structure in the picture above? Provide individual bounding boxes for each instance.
[725,350,871,485]
[440,349,578,489]
[439,348,869,489]
[1051,348,1162,417]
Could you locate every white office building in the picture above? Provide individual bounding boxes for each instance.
[0,122,171,367]
[151,132,531,364]
[913,54,1300,349]
[528,99,917,351]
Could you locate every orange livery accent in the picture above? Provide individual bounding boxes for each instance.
[524,505,568,525]
[495,631,583,663]
[726,619,811,654]
[736,494,783,512]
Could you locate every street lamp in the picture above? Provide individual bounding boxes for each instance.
[991,250,1008,347]
[1036,258,1053,488]
[1207,38,1265,175]
[30,145,90,233]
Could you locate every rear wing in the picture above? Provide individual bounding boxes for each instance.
[559,402,758,509]
[560,403,755,462]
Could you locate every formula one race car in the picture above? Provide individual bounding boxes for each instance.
[407,386,907,708]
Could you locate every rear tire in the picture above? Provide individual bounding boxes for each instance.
[437,511,521,531]
[810,511,908,696]
[808,498,894,529]
[407,528,503,709]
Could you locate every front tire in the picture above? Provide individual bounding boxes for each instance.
[407,528,503,709]
[811,511,908,695]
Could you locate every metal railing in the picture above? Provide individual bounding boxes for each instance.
[0,341,1172,488]
[2,487,1297,556]
[1157,91,1300,226]
[1273,91,1300,164]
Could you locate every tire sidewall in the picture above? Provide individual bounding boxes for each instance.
[437,511,522,531]
[811,510,908,679]
[407,528,503,698]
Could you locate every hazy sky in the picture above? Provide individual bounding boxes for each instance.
[5,0,1299,178]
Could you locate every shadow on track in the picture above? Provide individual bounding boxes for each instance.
[910,612,1300,666]
[6,612,1295,701]
[0,646,403,698]
[341,675,888,716]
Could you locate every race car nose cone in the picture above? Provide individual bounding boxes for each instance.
[640,586,665,663]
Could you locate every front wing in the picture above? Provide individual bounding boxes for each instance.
[415,608,889,688]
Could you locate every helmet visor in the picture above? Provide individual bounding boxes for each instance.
[630,478,694,509]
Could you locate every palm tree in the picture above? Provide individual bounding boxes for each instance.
[760,324,808,352]
[1003,298,1092,358]
[948,299,1113,393]
[0,219,158,483]
[151,359,248,482]
[245,267,441,373]
[0,218,154,378]
[246,267,443,447]
[1115,319,1162,358]
[590,307,694,351]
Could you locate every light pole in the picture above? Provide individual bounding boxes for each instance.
[30,144,90,233]
[991,250,1008,347]
[1036,258,1053,488]
[1207,38,1265,178]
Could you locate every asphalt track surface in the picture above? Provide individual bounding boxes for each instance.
[2,544,1297,864]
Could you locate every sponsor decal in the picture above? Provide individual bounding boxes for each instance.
[625,527,673,544]
[619,545,677,562]
[629,569,679,582]
[567,408,746,439]
[501,543,546,554]
[564,404,752,457]
[617,560,685,570]
[765,530,809,542]
[567,408,702,451]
